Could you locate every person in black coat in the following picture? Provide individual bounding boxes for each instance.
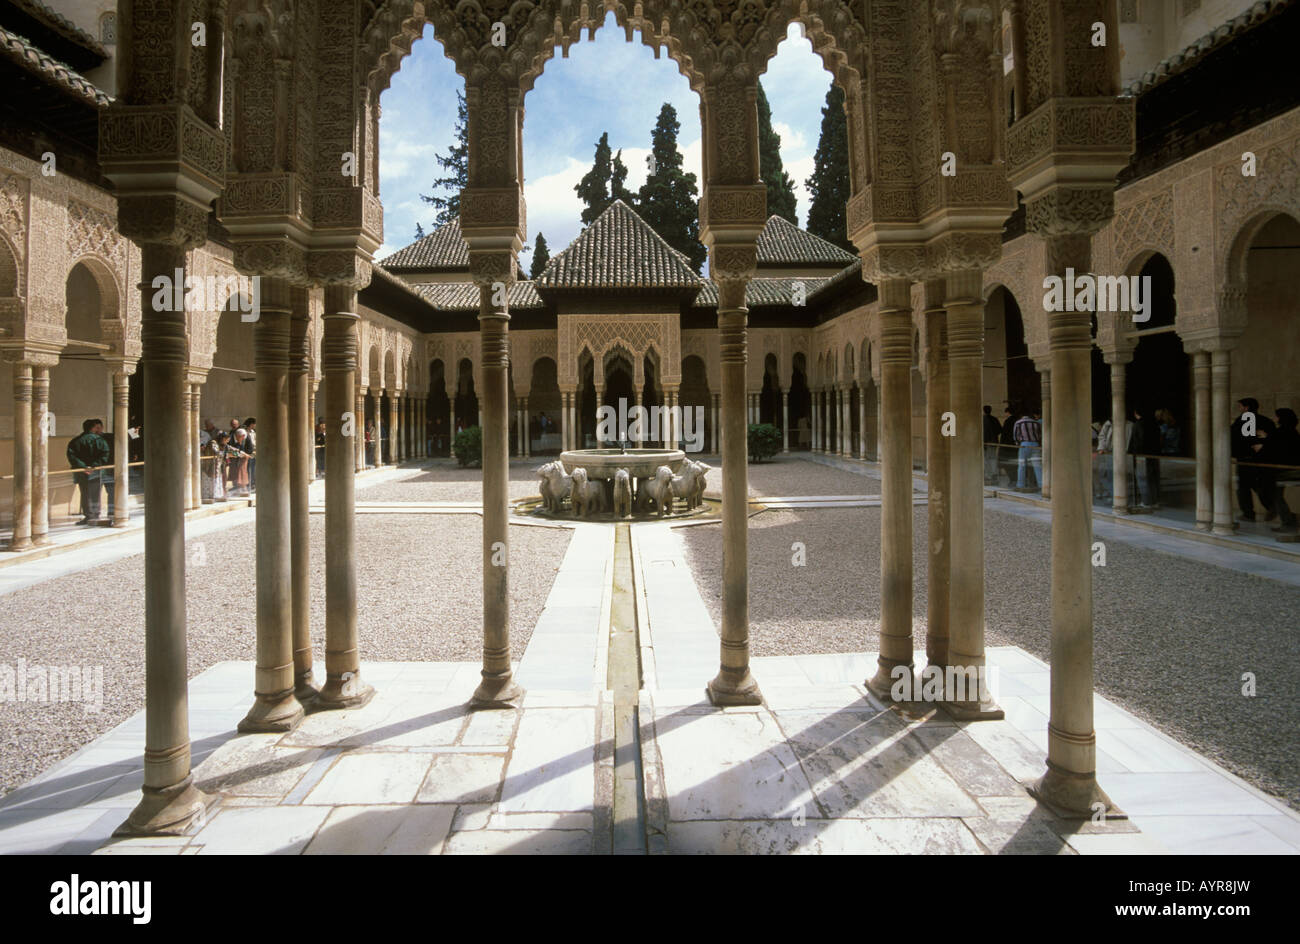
[1232,396,1276,521]
[1254,407,1300,533]
[982,405,1001,485]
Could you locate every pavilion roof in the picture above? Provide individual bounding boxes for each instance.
[378,217,471,271]
[754,214,856,267]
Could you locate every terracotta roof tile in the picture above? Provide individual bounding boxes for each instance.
[535,200,702,292]
[0,24,110,106]
[754,214,856,266]
[378,217,470,271]
[411,280,544,311]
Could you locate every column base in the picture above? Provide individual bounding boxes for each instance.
[1195,520,1212,531]
[115,777,216,837]
[314,672,376,711]
[294,670,320,705]
[32,535,52,547]
[1027,760,1127,821]
[1212,523,1236,536]
[864,660,913,703]
[706,667,762,707]
[942,697,1005,721]
[238,691,305,733]
[7,538,33,552]
[469,671,525,710]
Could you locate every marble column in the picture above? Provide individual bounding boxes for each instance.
[1191,350,1211,530]
[113,370,130,525]
[239,278,304,734]
[781,391,790,453]
[471,280,523,709]
[388,393,398,464]
[308,386,317,478]
[317,292,373,710]
[711,393,720,453]
[30,365,50,544]
[9,363,33,550]
[288,293,316,702]
[708,301,761,706]
[867,279,914,700]
[945,271,1000,717]
[519,397,528,456]
[1031,231,1117,817]
[665,388,679,451]
[811,388,820,451]
[354,389,365,471]
[841,386,850,456]
[181,385,193,511]
[1211,347,1234,535]
[560,392,569,451]
[448,400,455,456]
[119,242,210,834]
[922,284,950,671]
[1109,360,1129,514]
[1041,370,1052,499]
[858,387,869,459]
[189,382,202,511]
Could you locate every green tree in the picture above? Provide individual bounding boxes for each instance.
[420,90,469,227]
[529,232,550,279]
[805,85,853,253]
[575,132,617,225]
[636,103,706,273]
[757,82,798,226]
[611,150,636,206]
[413,221,426,241]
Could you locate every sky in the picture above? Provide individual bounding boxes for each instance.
[377,15,833,266]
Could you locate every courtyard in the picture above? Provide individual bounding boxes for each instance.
[1,455,1296,856]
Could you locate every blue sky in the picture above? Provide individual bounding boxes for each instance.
[377,15,832,267]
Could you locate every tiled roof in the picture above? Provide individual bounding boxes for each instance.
[0,24,110,106]
[378,217,470,271]
[536,200,703,292]
[10,0,109,59]
[755,214,857,266]
[692,277,834,308]
[1123,0,1289,95]
[412,280,544,311]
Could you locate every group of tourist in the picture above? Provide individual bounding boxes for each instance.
[1232,398,1300,534]
[199,417,256,502]
[982,402,1044,490]
[1092,405,1182,509]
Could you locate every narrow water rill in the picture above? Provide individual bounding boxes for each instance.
[606,524,646,854]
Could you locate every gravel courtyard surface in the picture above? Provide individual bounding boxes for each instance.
[693,453,883,500]
[356,459,545,503]
[0,512,569,796]
[679,499,1300,810]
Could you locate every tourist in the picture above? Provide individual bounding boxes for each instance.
[982,405,1001,485]
[200,418,216,448]
[1095,415,1114,502]
[364,420,375,467]
[1232,397,1276,522]
[229,427,252,496]
[201,431,227,502]
[315,422,327,476]
[1132,406,1161,508]
[998,405,1017,486]
[1253,408,1300,535]
[1156,408,1181,455]
[243,417,257,489]
[1013,406,1041,490]
[67,418,110,524]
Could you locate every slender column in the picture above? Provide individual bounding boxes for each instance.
[30,365,50,544]
[354,389,365,471]
[841,386,850,456]
[858,387,869,459]
[1211,347,1234,534]
[9,363,33,550]
[922,284,951,671]
[113,370,131,525]
[239,279,304,733]
[308,386,317,478]
[317,293,373,709]
[1190,352,1211,529]
[1031,232,1116,816]
[419,399,427,458]
[1041,370,1052,498]
[867,279,915,699]
[189,383,202,510]
[288,293,316,702]
[708,302,761,705]
[781,391,790,453]
[711,393,720,453]
[448,399,455,455]
[945,271,1000,717]
[1110,361,1129,514]
[180,385,193,510]
[119,242,210,834]
[665,388,679,451]
[471,280,523,708]
[811,388,820,451]
[388,393,397,464]
[519,398,528,456]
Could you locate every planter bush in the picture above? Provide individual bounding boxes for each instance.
[453,425,483,467]
[748,423,781,462]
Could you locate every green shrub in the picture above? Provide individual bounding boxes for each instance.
[453,426,483,467]
[748,423,781,462]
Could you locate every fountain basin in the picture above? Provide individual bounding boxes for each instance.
[560,448,685,480]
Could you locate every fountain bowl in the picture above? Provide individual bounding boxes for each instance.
[560,448,685,480]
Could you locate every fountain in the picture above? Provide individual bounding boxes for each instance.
[528,443,712,520]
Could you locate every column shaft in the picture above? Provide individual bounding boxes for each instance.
[288,295,316,701]
[189,383,201,511]
[9,363,33,550]
[1193,351,1212,530]
[31,366,50,544]
[113,371,130,525]
[708,306,761,705]
[1041,370,1052,499]
[781,391,790,453]
[1111,363,1128,514]
[318,293,373,709]
[239,279,304,733]
[471,286,523,708]
[181,385,193,511]
[868,279,915,698]
[1211,349,1233,534]
[924,288,950,670]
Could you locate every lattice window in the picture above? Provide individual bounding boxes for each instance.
[100,12,116,44]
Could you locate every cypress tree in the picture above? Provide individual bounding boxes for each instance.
[420,90,469,227]
[414,221,426,241]
[756,82,798,226]
[636,103,706,273]
[805,85,853,253]
[575,132,615,225]
[529,232,550,279]
[611,150,636,206]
